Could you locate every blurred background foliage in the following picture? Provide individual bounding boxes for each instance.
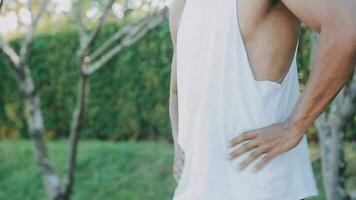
[0,19,172,141]
[0,21,354,141]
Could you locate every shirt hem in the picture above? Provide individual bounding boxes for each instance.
[172,189,319,200]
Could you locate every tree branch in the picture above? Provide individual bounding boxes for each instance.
[84,8,167,75]
[0,36,21,69]
[86,0,115,48]
[88,20,137,62]
[87,3,164,62]
[73,0,87,37]
[20,0,49,60]
[76,0,115,58]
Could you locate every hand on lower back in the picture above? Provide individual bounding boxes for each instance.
[227,120,305,172]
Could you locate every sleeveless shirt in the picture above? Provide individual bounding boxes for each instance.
[166,0,319,199]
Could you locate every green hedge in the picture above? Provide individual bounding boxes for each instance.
[0,20,173,140]
[0,21,353,141]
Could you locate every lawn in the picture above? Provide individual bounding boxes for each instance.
[0,139,354,200]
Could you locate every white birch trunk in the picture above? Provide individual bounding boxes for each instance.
[311,32,355,200]
[1,1,167,199]
[0,1,66,198]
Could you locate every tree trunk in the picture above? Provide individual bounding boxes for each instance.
[64,72,89,199]
[21,64,65,200]
[311,32,355,200]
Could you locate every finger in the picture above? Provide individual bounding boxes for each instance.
[238,148,268,171]
[228,141,258,160]
[254,151,278,172]
[229,131,257,147]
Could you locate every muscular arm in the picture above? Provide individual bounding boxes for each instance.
[228,0,356,171]
[167,0,186,182]
[280,0,356,132]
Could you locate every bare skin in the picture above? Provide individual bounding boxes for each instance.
[228,0,356,171]
[167,0,356,177]
[237,0,301,83]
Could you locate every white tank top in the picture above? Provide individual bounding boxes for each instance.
[166,0,319,199]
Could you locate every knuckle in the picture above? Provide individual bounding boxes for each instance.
[255,149,263,156]
[261,147,269,153]
[255,139,262,145]
[251,131,258,137]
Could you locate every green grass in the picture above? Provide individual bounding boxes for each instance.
[0,139,176,200]
[0,139,354,200]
